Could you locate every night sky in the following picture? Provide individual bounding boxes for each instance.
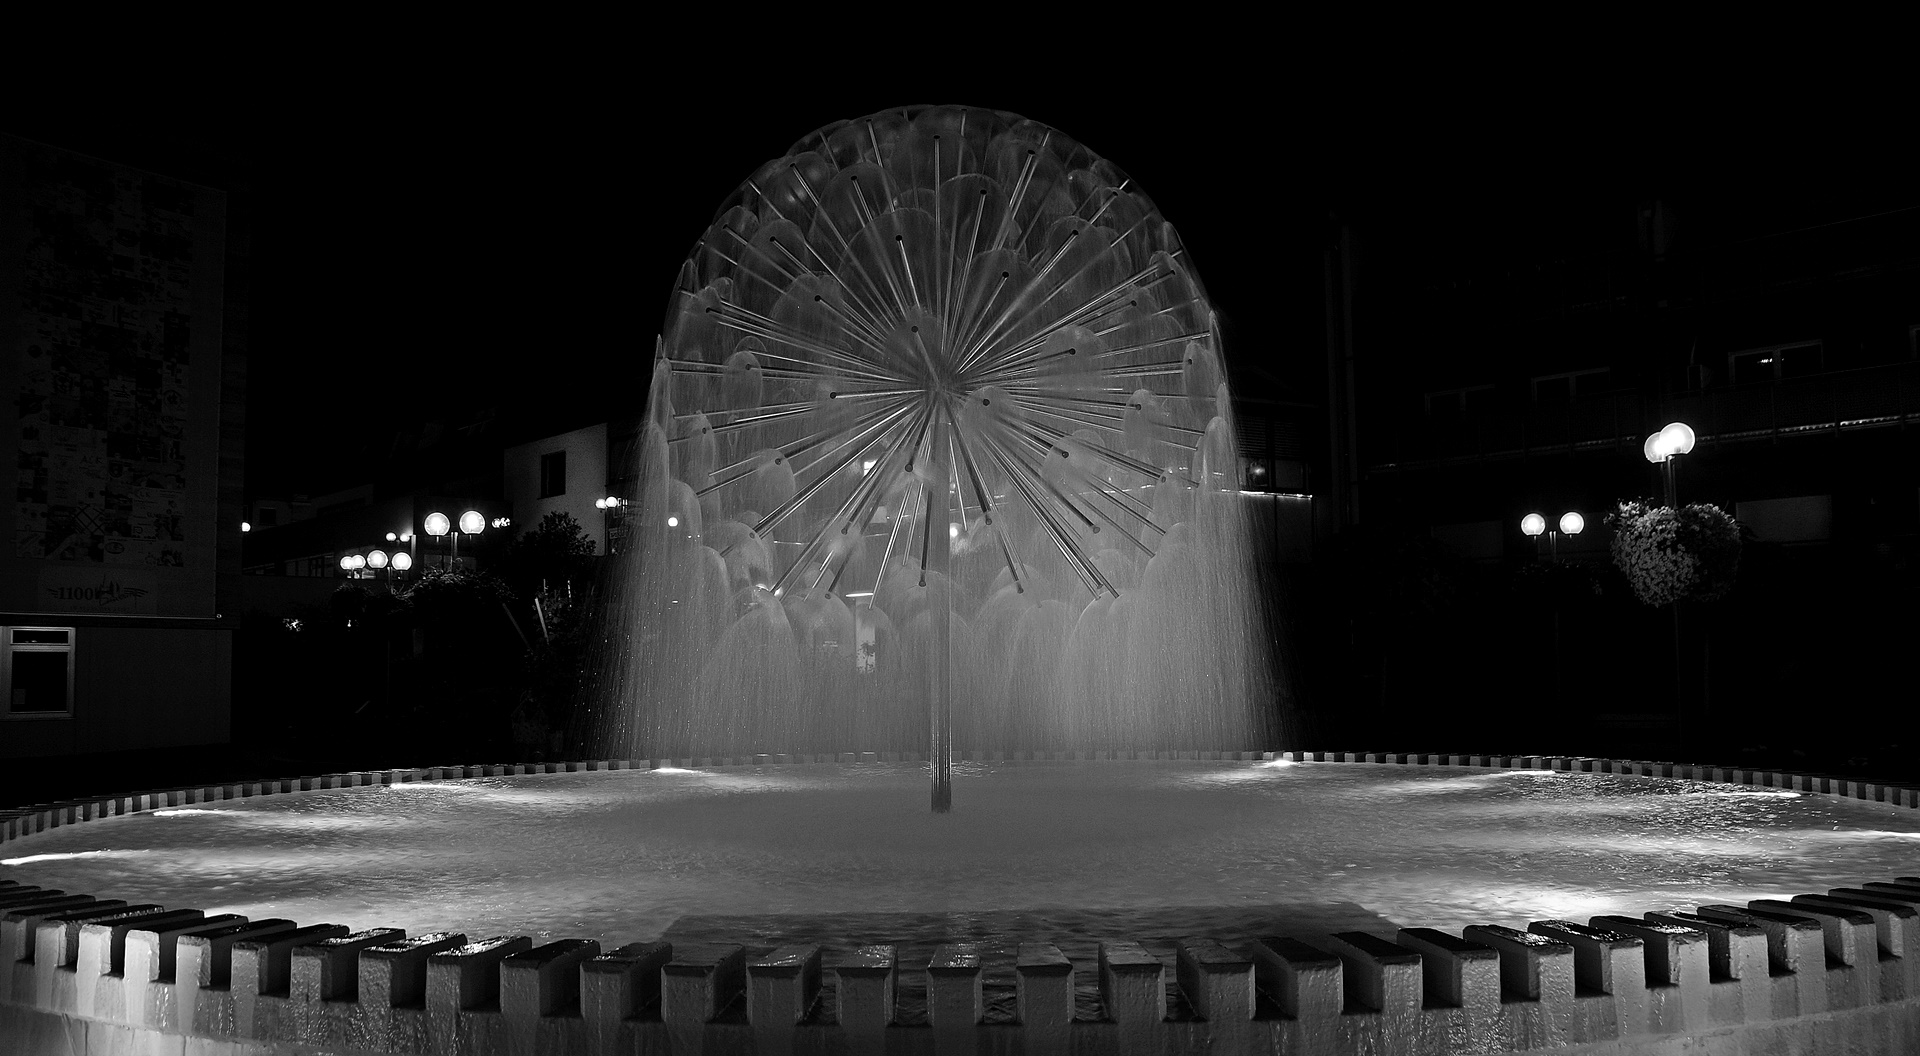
[7,69,1907,500]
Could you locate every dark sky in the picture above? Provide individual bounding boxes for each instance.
[8,67,1909,499]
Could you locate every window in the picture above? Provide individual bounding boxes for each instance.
[3,626,76,719]
[539,451,567,499]
[1909,325,1919,359]
[1425,385,1494,415]
[1729,341,1822,386]
[1531,369,1608,403]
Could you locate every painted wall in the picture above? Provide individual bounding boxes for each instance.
[502,423,608,552]
[0,623,230,757]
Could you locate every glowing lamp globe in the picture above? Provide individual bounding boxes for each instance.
[459,511,486,535]
[424,513,451,537]
[366,550,389,569]
[1659,421,1696,458]
[386,532,398,542]
[391,552,413,571]
[338,556,354,571]
[1521,513,1547,537]
[346,554,366,570]
[1559,512,1585,536]
[241,522,251,533]
[1644,433,1666,463]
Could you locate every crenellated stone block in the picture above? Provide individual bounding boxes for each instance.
[833,944,894,1038]
[926,942,983,1032]
[745,943,820,1034]
[1015,942,1073,1051]
[1097,940,1163,1033]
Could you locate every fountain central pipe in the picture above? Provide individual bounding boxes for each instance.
[928,404,954,813]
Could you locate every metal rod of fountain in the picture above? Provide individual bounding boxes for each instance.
[928,405,954,813]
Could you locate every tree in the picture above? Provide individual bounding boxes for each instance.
[499,511,598,600]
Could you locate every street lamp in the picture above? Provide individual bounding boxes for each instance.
[1521,510,1583,562]
[366,548,392,591]
[1521,509,1584,718]
[455,510,484,570]
[424,512,451,569]
[1644,421,1696,507]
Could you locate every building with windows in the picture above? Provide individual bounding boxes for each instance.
[0,133,247,757]
[1310,187,1920,751]
[503,422,608,553]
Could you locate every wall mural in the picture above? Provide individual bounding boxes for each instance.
[2,137,223,616]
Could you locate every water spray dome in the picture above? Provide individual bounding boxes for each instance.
[598,105,1274,790]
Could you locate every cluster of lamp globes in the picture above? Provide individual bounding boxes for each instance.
[338,510,509,575]
[1643,421,1697,464]
[1519,421,1697,546]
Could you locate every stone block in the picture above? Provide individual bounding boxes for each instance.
[926,942,983,1031]
[1462,924,1575,1012]
[661,942,744,1026]
[834,944,894,1036]
[174,919,299,1036]
[1396,925,1500,1045]
[581,941,671,1025]
[1015,942,1073,1049]
[500,937,600,1019]
[1697,905,1826,1016]
[289,928,404,1003]
[746,944,820,1027]
[426,935,534,1013]
[359,931,469,1008]
[1527,919,1649,1033]
[231,923,349,1039]
[1749,899,1879,1006]
[1098,940,1164,1031]
[1591,916,1711,1032]
[32,904,167,1010]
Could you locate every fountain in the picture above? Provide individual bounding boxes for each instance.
[8,107,1920,1055]
[588,105,1277,808]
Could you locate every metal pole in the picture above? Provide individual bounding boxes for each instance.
[928,406,954,813]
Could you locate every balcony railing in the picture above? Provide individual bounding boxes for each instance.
[1378,360,1920,470]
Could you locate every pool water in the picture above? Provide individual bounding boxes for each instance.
[7,762,1919,951]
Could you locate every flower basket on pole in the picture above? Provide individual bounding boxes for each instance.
[1605,500,1742,607]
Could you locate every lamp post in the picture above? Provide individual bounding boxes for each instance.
[423,512,451,569]
[366,548,390,591]
[596,495,629,555]
[1520,510,1584,563]
[1635,420,1697,752]
[1522,510,1584,720]
[1644,421,1696,508]
[457,510,485,570]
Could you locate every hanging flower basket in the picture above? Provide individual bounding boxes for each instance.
[1605,500,1742,607]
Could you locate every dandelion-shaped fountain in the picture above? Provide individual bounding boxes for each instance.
[592,105,1276,810]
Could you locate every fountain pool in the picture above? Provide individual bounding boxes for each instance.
[8,760,1920,951]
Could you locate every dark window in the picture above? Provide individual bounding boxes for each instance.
[1730,341,1821,385]
[1532,376,1572,403]
[257,507,279,527]
[539,451,567,498]
[4,626,75,718]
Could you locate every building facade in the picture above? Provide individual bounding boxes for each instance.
[0,134,246,758]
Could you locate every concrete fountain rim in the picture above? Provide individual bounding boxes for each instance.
[6,749,1917,846]
[8,750,1920,1056]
